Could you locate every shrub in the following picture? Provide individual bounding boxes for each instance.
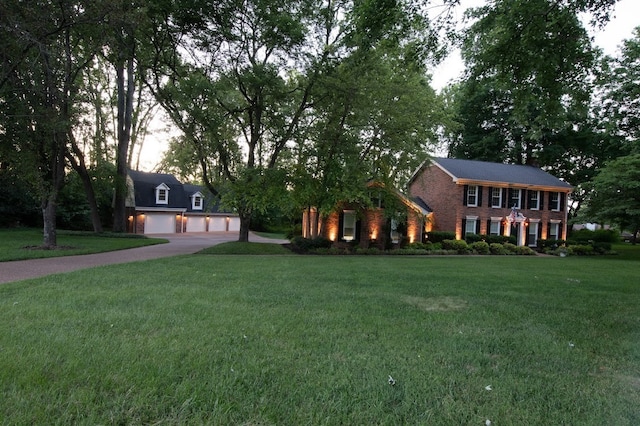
[392,248,428,255]
[503,242,517,254]
[592,241,612,254]
[486,234,516,245]
[311,247,348,255]
[465,233,484,243]
[442,239,470,254]
[568,245,594,256]
[290,236,332,253]
[570,229,620,243]
[514,245,537,255]
[537,239,566,251]
[427,231,456,243]
[489,243,508,255]
[471,241,490,255]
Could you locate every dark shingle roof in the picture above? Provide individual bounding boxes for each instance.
[128,170,232,213]
[128,170,187,209]
[411,196,432,213]
[432,158,572,189]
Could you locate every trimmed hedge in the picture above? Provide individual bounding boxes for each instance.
[426,231,456,243]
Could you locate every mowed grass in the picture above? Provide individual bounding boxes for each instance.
[0,255,638,425]
[0,229,167,261]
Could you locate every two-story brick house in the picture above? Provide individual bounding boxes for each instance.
[408,158,572,246]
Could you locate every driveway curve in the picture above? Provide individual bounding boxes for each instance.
[0,232,288,285]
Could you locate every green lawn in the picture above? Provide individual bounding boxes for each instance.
[1,254,638,425]
[0,229,167,262]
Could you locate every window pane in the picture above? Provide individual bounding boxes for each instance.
[467,186,477,206]
[343,211,356,241]
[465,219,476,234]
[530,191,539,209]
[510,189,521,208]
[490,221,500,235]
[491,188,501,207]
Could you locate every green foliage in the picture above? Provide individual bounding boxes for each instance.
[489,243,508,255]
[426,231,456,243]
[583,154,640,240]
[599,27,640,149]
[442,239,470,254]
[290,236,333,253]
[446,0,603,191]
[568,245,595,256]
[570,229,620,243]
[0,170,40,227]
[470,241,490,255]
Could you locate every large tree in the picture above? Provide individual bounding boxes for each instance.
[151,0,445,242]
[0,0,104,246]
[582,154,640,243]
[598,26,640,153]
[449,0,597,165]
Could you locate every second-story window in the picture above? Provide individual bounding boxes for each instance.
[549,192,561,211]
[529,190,540,210]
[509,188,521,209]
[466,185,478,207]
[491,187,502,208]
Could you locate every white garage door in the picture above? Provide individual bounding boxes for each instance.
[228,217,241,232]
[208,217,227,232]
[144,213,176,234]
[186,216,206,232]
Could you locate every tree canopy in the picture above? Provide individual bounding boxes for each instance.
[581,154,640,242]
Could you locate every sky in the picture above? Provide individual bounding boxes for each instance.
[136,0,639,171]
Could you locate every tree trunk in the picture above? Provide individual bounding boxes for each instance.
[112,56,135,233]
[66,139,103,233]
[42,194,57,248]
[77,166,104,233]
[238,211,251,242]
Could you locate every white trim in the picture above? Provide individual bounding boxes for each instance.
[529,190,540,210]
[155,183,170,205]
[491,187,502,208]
[489,219,501,236]
[509,188,522,209]
[464,216,478,235]
[528,221,540,247]
[135,207,186,213]
[342,210,356,241]
[550,192,561,211]
[191,191,204,210]
[466,185,478,207]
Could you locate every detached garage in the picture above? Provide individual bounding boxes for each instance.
[126,170,240,236]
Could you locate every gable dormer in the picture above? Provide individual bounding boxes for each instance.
[191,191,204,210]
[155,183,170,205]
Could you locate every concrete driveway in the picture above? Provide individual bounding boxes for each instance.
[0,232,288,285]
